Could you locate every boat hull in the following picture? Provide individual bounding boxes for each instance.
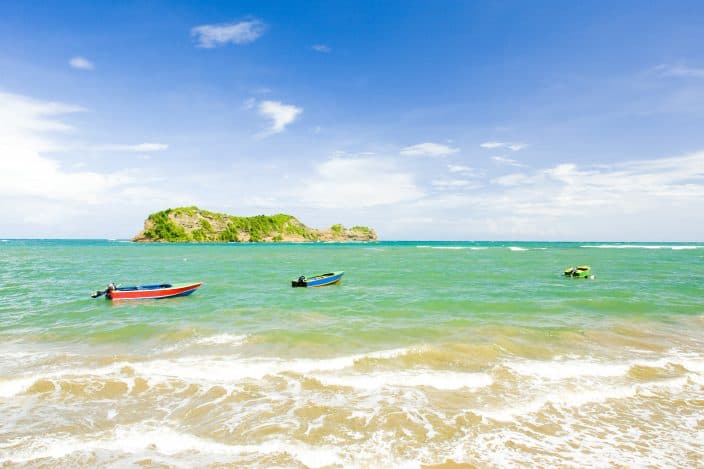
[292,272,344,288]
[564,266,594,279]
[107,283,202,300]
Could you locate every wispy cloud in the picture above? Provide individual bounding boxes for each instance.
[257,100,302,134]
[0,93,128,204]
[0,91,189,234]
[654,63,704,78]
[480,141,526,151]
[312,44,331,53]
[98,143,169,152]
[432,179,471,190]
[191,19,266,48]
[301,157,423,208]
[400,142,459,157]
[491,155,525,167]
[69,56,94,70]
[447,164,473,174]
[477,152,704,238]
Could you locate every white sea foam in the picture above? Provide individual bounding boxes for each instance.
[158,334,248,353]
[415,245,480,250]
[505,358,630,379]
[477,384,639,422]
[480,353,703,421]
[312,370,493,390]
[504,355,700,381]
[137,346,417,384]
[0,346,420,396]
[0,360,146,397]
[0,377,38,398]
[0,424,342,467]
[195,334,248,346]
[581,244,702,250]
[479,375,694,423]
[508,246,528,251]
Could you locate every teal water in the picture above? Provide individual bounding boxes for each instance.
[1,240,703,467]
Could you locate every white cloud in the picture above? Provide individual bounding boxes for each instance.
[491,155,525,167]
[0,93,130,205]
[480,152,704,238]
[69,56,94,70]
[191,19,266,48]
[300,157,423,208]
[492,172,529,186]
[448,164,473,174]
[432,179,471,189]
[257,100,302,134]
[480,141,503,149]
[98,143,169,152]
[312,44,331,53]
[654,63,704,78]
[0,91,189,236]
[480,141,526,151]
[400,142,459,157]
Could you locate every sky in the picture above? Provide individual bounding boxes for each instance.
[1,0,704,240]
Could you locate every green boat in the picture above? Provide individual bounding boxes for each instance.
[564,265,594,279]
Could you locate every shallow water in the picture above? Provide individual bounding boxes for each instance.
[1,240,703,467]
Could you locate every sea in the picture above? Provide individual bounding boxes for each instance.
[1,240,703,467]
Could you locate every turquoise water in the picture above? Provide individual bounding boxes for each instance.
[1,240,703,466]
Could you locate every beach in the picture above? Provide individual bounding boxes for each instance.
[1,240,703,467]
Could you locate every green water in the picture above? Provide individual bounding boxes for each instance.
[2,241,703,346]
[1,240,703,467]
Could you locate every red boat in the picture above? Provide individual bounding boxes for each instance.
[93,282,202,300]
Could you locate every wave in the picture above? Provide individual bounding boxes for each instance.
[3,348,703,467]
[503,354,703,380]
[0,346,419,397]
[1,424,343,467]
[5,346,702,397]
[158,334,249,353]
[312,369,492,390]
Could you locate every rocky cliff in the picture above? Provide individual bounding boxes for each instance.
[132,207,377,243]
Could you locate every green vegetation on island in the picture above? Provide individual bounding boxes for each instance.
[133,206,378,243]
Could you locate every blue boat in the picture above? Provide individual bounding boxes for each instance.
[291,271,344,288]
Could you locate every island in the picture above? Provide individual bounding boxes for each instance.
[132,206,377,243]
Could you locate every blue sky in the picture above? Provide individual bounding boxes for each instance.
[1,1,704,240]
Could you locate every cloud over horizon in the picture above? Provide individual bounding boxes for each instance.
[0,92,190,235]
[300,156,423,208]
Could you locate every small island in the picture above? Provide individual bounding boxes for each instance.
[132,206,377,243]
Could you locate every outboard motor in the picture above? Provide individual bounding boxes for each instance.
[292,275,307,287]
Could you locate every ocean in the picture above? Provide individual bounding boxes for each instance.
[1,240,703,467]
